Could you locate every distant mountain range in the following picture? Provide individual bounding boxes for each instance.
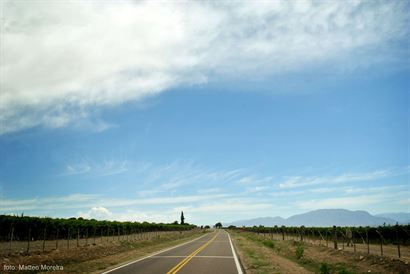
[224,209,410,227]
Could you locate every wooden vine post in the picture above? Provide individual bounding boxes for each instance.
[67,228,70,249]
[99,227,101,244]
[376,230,383,256]
[26,227,31,253]
[77,228,80,247]
[42,227,46,252]
[318,230,325,246]
[352,229,356,252]
[311,230,315,244]
[366,229,369,254]
[56,228,59,249]
[9,225,14,254]
[396,223,401,258]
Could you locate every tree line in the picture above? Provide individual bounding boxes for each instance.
[0,214,196,242]
[229,224,410,246]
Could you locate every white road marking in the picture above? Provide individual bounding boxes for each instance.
[151,255,234,259]
[195,240,229,243]
[227,231,244,274]
[101,232,213,274]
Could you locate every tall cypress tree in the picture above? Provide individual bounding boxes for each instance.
[180,211,185,225]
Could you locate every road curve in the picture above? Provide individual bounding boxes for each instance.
[102,230,243,274]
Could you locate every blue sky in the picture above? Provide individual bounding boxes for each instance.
[0,0,409,225]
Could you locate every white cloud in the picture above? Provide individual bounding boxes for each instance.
[245,186,270,193]
[0,192,270,224]
[270,190,305,197]
[237,176,273,185]
[342,184,407,194]
[60,159,128,176]
[0,193,100,211]
[63,164,91,176]
[298,184,407,195]
[0,192,231,212]
[196,188,222,194]
[88,200,274,224]
[108,211,177,224]
[1,185,408,223]
[134,161,244,192]
[170,199,276,224]
[297,195,383,210]
[1,0,408,134]
[397,198,410,206]
[278,169,404,189]
[110,194,231,206]
[136,189,164,197]
[175,201,274,217]
[309,187,335,193]
[297,190,410,211]
[78,206,112,220]
[99,160,128,176]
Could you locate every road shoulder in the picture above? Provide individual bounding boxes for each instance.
[229,230,312,274]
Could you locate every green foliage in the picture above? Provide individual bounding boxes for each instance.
[0,214,196,241]
[295,244,304,259]
[215,222,222,229]
[337,267,353,274]
[319,263,331,274]
[262,239,275,249]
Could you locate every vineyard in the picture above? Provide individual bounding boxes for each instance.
[0,215,196,255]
[229,224,410,260]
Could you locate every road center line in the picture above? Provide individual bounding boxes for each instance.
[151,255,234,259]
[166,232,219,274]
[195,240,229,243]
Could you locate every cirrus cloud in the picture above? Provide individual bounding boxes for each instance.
[1,0,408,134]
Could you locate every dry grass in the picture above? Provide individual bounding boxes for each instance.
[1,231,184,255]
[230,230,410,274]
[230,230,311,274]
[261,232,410,262]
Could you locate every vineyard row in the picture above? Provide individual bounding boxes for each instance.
[0,215,196,247]
[230,224,410,259]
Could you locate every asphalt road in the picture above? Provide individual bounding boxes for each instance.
[103,230,243,274]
